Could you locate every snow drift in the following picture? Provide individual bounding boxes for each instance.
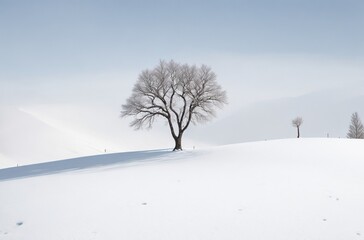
[0,138,364,240]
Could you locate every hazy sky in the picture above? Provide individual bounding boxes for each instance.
[1,0,363,84]
[1,0,364,158]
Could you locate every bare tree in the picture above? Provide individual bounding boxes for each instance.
[292,117,303,138]
[347,112,364,139]
[121,60,227,151]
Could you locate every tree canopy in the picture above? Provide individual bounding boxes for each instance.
[347,112,364,139]
[121,60,227,150]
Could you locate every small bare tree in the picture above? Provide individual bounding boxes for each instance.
[347,112,364,139]
[292,117,303,138]
[121,60,227,151]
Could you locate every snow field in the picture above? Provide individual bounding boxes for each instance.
[1,138,364,239]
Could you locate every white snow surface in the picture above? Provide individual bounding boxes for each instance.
[1,138,364,239]
[0,105,206,167]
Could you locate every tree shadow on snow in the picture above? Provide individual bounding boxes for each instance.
[0,149,172,182]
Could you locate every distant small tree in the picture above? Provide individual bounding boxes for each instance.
[347,112,364,139]
[292,117,303,138]
[121,60,227,151]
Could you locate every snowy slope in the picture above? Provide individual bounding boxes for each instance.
[0,153,13,169]
[0,106,115,166]
[0,105,205,167]
[191,91,364,145]
[1,138,364,239]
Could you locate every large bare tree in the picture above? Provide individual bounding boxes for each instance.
[121,60,227,150]
[347,112,364,139]
[292,117,303,138]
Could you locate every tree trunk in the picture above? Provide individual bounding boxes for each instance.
[297,126,300,138]
[173,134,183,151]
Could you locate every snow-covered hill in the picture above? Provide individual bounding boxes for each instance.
[0,106,116,166]
[0,105,204,167]
[1,138,364,239]
[191,91,364,145]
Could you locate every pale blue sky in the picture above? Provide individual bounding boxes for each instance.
[0,0,363,82]
[1,0,364,158]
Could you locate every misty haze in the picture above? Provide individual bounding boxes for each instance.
[1,1,364,239]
